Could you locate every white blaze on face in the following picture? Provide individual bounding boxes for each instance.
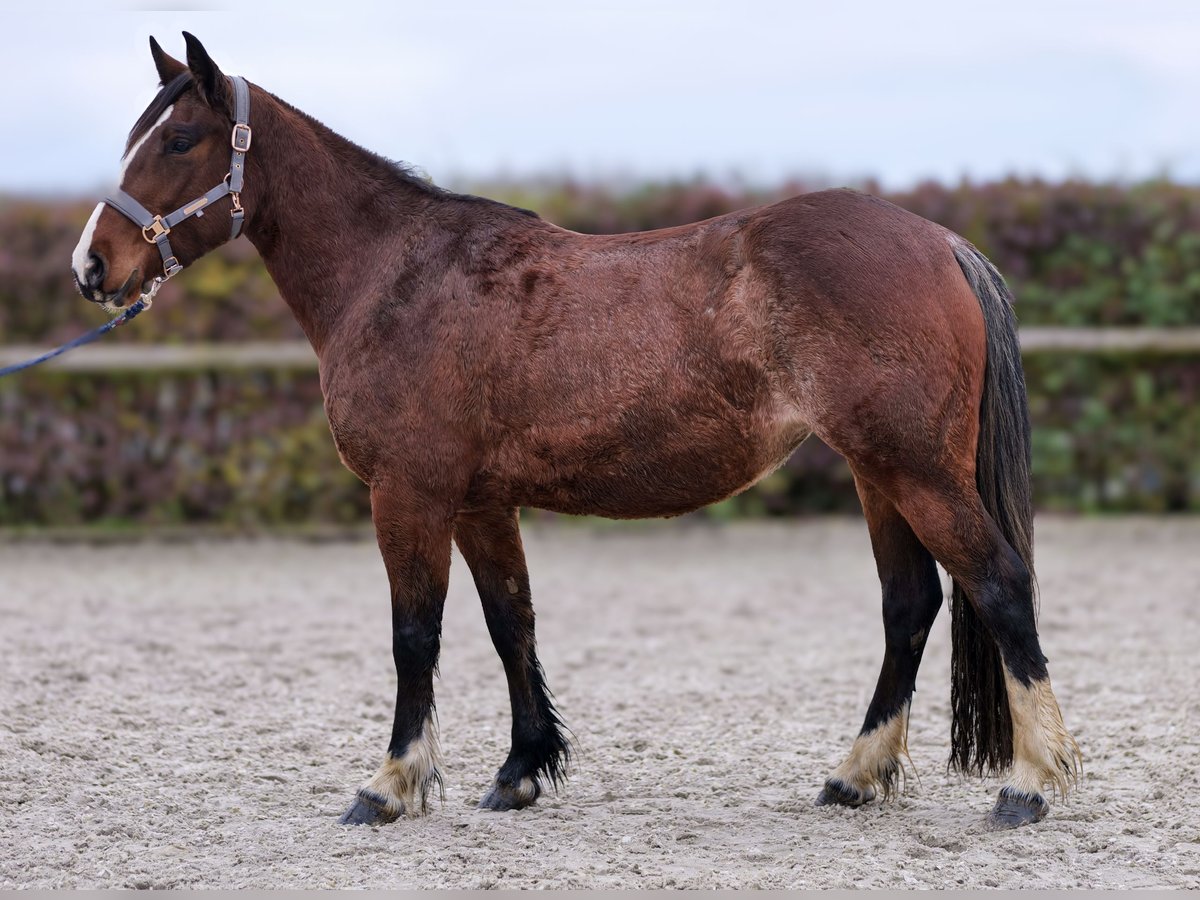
[118,105,174,186]
[71,105,175,290]
[70,203,104,285]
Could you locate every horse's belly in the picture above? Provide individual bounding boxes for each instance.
[503,403,811,519]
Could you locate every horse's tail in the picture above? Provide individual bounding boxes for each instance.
[945,238,1036,776]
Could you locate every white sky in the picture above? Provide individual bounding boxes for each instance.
[1,1,1198,195]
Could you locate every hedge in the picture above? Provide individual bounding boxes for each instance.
[1,353,1195,526]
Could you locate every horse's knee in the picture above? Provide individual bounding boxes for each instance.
[391,619,441,674]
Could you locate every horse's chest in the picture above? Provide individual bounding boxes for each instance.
[323,398,379,483]
[320,366,403,483]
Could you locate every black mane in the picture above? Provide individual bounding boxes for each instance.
[271,94,541,220]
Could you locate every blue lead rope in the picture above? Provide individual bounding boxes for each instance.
[0,298,149,378]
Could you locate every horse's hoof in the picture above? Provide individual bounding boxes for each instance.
[478,776,540,811]
[815,778,876,808]
[986,787,1049,829]
[338,789,401,825]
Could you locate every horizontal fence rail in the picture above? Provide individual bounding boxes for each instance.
[0,341,318,373]
[1,328,1199,373]
[1016,328,1200,353]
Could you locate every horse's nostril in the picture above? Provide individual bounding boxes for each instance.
[86,252,106,287]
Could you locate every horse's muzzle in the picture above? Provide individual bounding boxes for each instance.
[75,266,141,311]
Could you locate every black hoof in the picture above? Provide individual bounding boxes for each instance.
[338,789,401,826]
[478,777,541,811]
[986,787,1049,829]
[815,778,875,808]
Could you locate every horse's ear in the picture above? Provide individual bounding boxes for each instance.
[149,36,186,86]
[182,31,230,111]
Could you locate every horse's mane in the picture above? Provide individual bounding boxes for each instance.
[275,94,540,219]
[127,72,537,220]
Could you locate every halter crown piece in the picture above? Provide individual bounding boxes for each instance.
[104,75,251,287]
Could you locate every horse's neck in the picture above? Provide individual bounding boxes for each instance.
[242,94,437,353]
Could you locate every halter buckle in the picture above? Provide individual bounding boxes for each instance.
[162,256,182,278]
[231,123,252,152]
[142,216,170,244]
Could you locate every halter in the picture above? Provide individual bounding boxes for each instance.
[104,75,252,285]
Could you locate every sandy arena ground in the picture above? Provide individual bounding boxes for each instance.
[1,517,1198,889]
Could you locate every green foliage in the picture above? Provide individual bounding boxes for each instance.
[2,353,1190,525]
[1021,354,1199,513]
[0,371,368,527]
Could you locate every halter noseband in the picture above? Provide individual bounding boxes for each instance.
[104,75,252,285]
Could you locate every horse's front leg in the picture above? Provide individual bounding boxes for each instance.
[340,482,452,825]
[454,507,571,810]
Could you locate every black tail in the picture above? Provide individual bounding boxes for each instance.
[947,239,1037,776]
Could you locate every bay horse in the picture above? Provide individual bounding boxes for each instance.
[71,34,1079,829]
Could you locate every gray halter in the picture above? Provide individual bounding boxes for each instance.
[104,75,251,282]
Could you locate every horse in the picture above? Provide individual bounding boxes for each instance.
[70,33,1080,829]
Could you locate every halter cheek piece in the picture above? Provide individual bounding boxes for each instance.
[104,75,252,284]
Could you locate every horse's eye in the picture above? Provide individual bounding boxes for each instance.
[168,138,193,154]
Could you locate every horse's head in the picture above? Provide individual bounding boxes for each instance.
[73,33,247,311]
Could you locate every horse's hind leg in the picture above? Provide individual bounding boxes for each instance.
[454,507,570,810]
[889,480,1080,827]
[340,482,452,825]
[817,475,944,808]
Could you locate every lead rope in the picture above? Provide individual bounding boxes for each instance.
[0,297,150,378]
